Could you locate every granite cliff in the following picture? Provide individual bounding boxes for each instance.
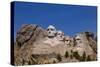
[14,24,97,66]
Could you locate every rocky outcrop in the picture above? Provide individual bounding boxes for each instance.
[73,32,97,61]
[14,24,97,66]
[14,24,48,65]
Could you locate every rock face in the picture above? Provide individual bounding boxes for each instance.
[73,32,97,61]
[14,24,97,66]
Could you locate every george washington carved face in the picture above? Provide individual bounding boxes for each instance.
[46,25,57,38]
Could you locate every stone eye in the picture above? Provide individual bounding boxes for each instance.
[66,39,69,41]
[58,33,60,35]
[51,29,54,31]
[47,29,49,31]
[76,38,80,41]
[66,40,68,41]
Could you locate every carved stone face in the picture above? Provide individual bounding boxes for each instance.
[46,25,57,38]
[75,35,82,45]
[56,30,64,40]
[64,36,71,45]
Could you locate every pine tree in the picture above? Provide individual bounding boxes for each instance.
[57,54,62,62]
[86,55,91,61]
[73,51,80,60]
[80,51,86,61]
[65,51,69,58]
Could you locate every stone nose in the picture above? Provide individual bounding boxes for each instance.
[48,31,51,33]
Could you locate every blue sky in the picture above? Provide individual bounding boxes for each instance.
[13,1,97,38]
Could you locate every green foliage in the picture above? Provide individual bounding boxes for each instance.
[69,50,73,59]
[70,54,73,59]
[80,52,86,61]
[65,51,69,58]
[73,51,80,60]
[53,60,56,63]
[57,54,62,62]
[71,50,73,53]
[86,55,91,61]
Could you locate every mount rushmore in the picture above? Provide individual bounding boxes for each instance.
[14,24,97,66]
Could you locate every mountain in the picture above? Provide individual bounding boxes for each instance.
[14,24,97,66]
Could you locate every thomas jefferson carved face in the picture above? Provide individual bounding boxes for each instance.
[56,30,64,40]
